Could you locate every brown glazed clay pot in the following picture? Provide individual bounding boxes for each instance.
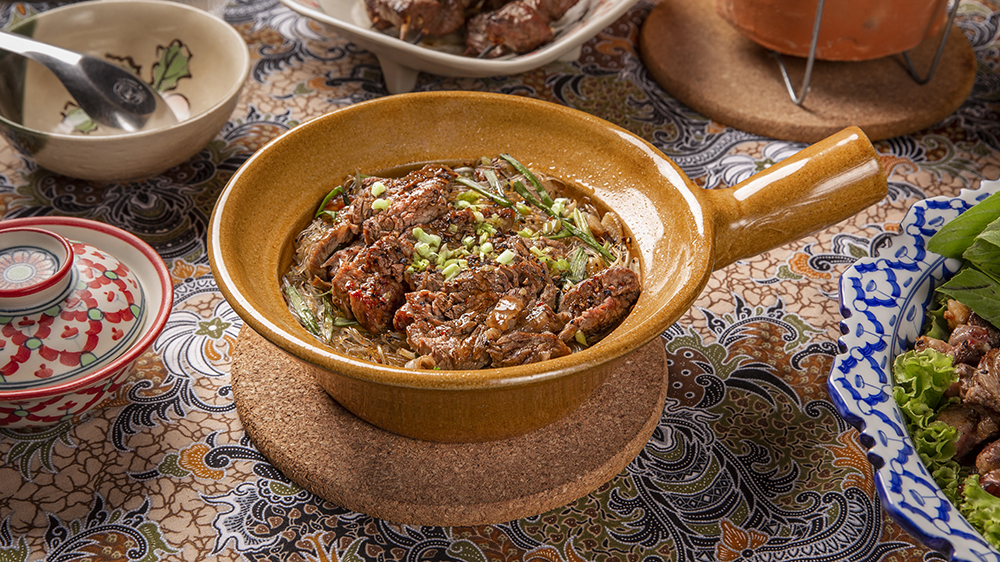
[209,91,888,443]
[716,0,950,61]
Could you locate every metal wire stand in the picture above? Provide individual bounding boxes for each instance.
[773,0,961,105]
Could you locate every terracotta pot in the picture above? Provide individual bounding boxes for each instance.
[716,0,950,61]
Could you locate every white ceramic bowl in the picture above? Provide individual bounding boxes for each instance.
[280,0,641,93]
[0,0,250,182]
[0,217,173,428]
[829,179,1000,561]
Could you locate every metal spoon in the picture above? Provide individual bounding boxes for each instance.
[0,31,178,132]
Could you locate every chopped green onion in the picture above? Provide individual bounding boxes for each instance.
[569,247,588,283]
[372,198,390,211]
[574,330,588,346]
[321,296,336,341]
[551,199,566,217]
[480,241,494,254]
[370,181,387,197]
[412,227,442,248]
[314,186,344,218]
[285,285,321,337]
[442,262,461,279]
[484,169,504,198]
[457,190,480,203]
[415,242,432,258]
[496,249,516,264]
[501,153,553,206]
[456,177,512,207]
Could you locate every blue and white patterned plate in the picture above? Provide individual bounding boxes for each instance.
[829,179,1000,561]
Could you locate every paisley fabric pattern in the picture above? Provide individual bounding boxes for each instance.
[0,0,999,560]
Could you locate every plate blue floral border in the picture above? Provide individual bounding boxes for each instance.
[829,179,1000,562]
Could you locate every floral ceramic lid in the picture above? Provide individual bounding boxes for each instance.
[0,227,146,389]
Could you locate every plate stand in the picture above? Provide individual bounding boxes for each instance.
[638,0,977,142]
[230,326,669,526]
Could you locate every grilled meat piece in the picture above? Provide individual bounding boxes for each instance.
[965,348,1000,414]
[487,330,571,367]
[936,403,1000,460]
[557,266,641,342]
[307,165,456,281]
[944,362,978,400]
[465,0,580,57]
[394,251,563,369]
[362,168,454,245]
[330,235,414,334]
[365,0,469,38]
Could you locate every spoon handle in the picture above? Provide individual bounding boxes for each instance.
[0,31,82,67]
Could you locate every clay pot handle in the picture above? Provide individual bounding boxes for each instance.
[706,126,887,271]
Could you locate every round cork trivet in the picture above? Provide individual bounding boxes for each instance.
[639,0,977,143]
[231,326,668,526]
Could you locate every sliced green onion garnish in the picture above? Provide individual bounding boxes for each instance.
[314,186,343,218]
[442,262,461,279]
[501,153,553,206]
[370,181,387,196]
[285,285,321,337]
[372,198,390,211]
[496,249,516,264]
[483,168,504,198]
[456,177,511,207]
[569,247,587,283]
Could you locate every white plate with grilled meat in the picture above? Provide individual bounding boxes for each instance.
[279,0,641,93]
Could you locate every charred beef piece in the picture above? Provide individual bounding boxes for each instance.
[307,165,455,280]
[914,335,951,355]
[393,251,570,369]
[330,234,414,334]
[964,348,1000,414]
[949,324,996,366]
[968,312,1000,348]
[556,266,641,342]
[464,0,579,57]
[979,440,1000,497]
[362,167,455,245]
[936,403,1000,460]
[981,470,1000,497]
[364,0,468,38]
[486,330,570,367]
[944,362,979,400]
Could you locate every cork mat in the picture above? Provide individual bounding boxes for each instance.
[639,0,977,143]
[230,326,669,526]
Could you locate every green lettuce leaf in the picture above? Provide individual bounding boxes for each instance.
[923,298,951,341]
[931,460,965,505]
[892,349,958,428]
[961,475,1000,546]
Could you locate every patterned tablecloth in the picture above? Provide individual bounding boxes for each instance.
[1,0,999,560]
